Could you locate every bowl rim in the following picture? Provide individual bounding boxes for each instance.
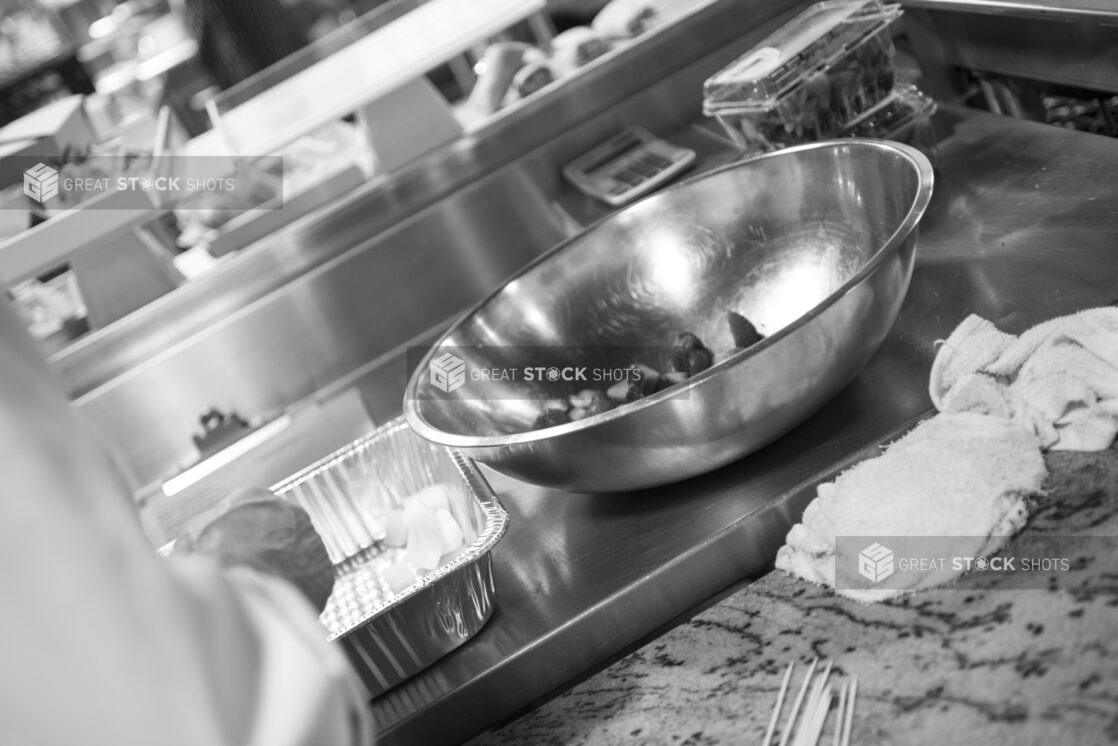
[403,138,934,449]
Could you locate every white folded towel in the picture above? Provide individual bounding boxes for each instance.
[930,307,1118,451]
[775,413,1046,603]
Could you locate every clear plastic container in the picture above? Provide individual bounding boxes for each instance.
[842,84,938,163]
[703,0,902,152]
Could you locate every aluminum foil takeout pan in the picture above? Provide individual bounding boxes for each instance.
[271,417,509,696]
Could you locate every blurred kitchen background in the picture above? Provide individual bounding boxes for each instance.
[1,0,1115,551]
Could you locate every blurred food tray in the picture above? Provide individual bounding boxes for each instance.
[198,162,366,258]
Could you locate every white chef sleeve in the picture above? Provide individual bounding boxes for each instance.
[0,299,370,746]
[171,558,372,746]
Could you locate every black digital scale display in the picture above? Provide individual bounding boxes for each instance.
[562,127,697,207]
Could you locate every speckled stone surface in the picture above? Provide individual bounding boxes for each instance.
[475,447,1118,746]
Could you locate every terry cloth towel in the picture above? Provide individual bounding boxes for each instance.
[775,413,1046,604]
[929,307,1118,451]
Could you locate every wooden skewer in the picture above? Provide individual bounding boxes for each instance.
[768,659,854,746]
[805,686,834,746]
[778,657,818,746]
[797,659,833,746]
[832,682,847,746]
[809,660,834,710]
[840,676,858,746]
[794,669,833,746]
[762,662,795,746]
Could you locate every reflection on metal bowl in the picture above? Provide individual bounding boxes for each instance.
[404,139,934,492]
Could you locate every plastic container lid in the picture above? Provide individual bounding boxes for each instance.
[702,0,901,113]
[841,84,936,138]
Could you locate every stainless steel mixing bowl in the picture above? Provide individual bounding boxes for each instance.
[404,139,934,492]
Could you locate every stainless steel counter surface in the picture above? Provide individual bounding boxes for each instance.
[370,107,1118,746]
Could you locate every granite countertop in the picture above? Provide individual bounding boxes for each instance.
[476,445,1118,745]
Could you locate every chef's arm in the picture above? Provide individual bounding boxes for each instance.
[0,301,369,746]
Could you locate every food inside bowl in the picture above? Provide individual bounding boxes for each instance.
[672,332,714,378]
[531,310,766,430]
[728,310,764,349]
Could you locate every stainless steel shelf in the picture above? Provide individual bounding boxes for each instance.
[901,0,1118,22]
[60,0,813,493]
